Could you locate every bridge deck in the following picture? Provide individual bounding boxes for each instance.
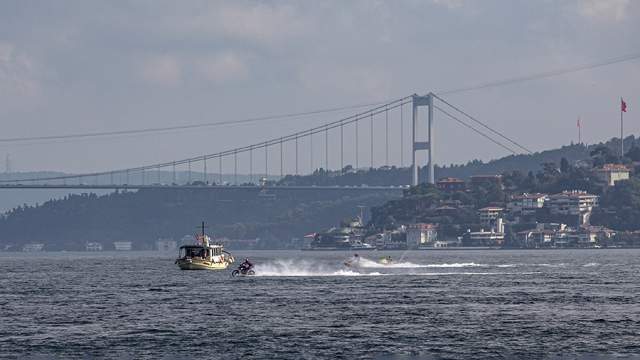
[0,184,407,191]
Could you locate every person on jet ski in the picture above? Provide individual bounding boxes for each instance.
[239,258,253,271]
[345,253,360,267]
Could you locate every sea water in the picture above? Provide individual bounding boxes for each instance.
[1,249,639,359]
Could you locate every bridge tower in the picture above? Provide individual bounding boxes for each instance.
[411,93,435,186]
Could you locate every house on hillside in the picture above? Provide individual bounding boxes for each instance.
[478,207,503,227]
[546,190,598,225]
[436,177,466,192]
[594,164,630,186]
[508,193,547,221]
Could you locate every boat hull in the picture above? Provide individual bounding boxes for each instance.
[176,258,231,270]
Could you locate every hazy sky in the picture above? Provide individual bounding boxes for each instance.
[1,0,639,175]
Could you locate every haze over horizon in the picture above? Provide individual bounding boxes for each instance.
[1,0,639,175]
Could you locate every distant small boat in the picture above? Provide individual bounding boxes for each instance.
[22,243,44,252]
[175,222,235,270]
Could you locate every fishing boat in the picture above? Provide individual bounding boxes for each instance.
[175,222,235,270]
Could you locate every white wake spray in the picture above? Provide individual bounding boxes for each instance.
[251,257,528,277]
[253,258,383,277]
[353,257,491,269]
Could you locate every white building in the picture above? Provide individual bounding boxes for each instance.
[466,231,505,246]
[22,243,44,252]
[595,164,630,186]
[113,241,132,251]
[547,190,598,224]
[507,193,547,217]
[85,242,103,251]
[478,207,503,226]
[406,223,438,249]
[156,238,177,251]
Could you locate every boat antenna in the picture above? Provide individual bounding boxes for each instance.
[195,221,209,240]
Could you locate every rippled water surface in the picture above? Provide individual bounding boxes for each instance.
[1,249,639,359]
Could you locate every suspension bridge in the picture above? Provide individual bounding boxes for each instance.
[0,92,530,191]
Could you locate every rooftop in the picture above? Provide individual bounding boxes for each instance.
[596,163,630,172]
[479,207,503,211]
[511,193,547,200]
[550,190,597,198]
[437,177,465,183]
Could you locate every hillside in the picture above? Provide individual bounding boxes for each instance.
[0,188,397,250]
[279,136,638,186]
[2,135,639,250]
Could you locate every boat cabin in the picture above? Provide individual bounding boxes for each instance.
[178,245,224,260]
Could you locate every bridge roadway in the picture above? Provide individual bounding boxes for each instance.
[0,184,407,192]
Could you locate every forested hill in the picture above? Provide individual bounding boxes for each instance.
[0,188,398,250]
[279,136,638,186]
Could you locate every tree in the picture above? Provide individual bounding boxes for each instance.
[560,157,570,173]
[625,146,640,162]
[590,145,618,167]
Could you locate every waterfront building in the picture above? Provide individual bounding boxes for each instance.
[113,241,132,251]
[406,223,438,249]
[516,223,614,248]
[22,243,44,252]
[594,164,630,186]
[85,242,103,251]
[577,225,616,247]
[517,229,555,248]
[463,229,505,247]
[478,207,503,227]
[156,238,177,251]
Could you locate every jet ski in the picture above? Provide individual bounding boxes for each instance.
[344,254,361,267]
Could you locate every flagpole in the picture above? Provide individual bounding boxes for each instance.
[621,98,624,158]
[578,117,581,145]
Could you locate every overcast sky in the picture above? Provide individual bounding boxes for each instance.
[1,0,639,175]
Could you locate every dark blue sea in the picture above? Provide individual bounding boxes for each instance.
[1,249,639,359]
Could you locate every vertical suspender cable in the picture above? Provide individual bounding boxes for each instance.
[385,106,389,166]
[355,118,359,169]
[370,113,374,168]
[203,156,207,183]
[310,131,313,174]
[265,143,268,180]
[400,103,404,167]
[234,151,238,185]
[325,126,328,171]
[340,123,344,174]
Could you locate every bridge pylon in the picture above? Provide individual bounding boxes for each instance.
[411,93,435,186]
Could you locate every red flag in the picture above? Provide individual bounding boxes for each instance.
[621,98,627,112]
